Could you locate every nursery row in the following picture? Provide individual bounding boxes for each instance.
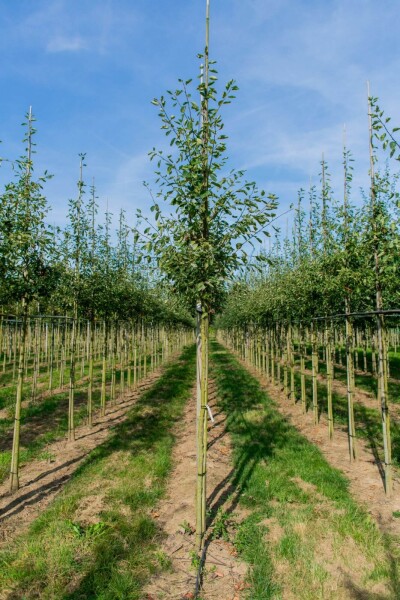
[0,315,192,492]
[218,320,400,497]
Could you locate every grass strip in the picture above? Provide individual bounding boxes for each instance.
[211,341,399,599]
[0,344,196,600]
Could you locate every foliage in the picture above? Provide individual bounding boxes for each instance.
[0,113,193,328]
[0,111,56,309]
[138,64,277,311]
[217,131,400,329]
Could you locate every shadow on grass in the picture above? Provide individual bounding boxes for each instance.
[0,346,196,600]
[64,348,196,600]
[291,368,400,473]
[206,341,399,600]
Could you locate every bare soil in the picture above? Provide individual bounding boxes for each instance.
[0,367,164,548]
[144,381,248,600]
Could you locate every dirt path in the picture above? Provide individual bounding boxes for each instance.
[0,366,166,547]
[245,361,400,539]
[144,381,248,600]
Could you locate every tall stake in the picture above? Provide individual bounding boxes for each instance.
[343,127,357,460]
[321,153,327,252]
[68,156,84,442]
[196,0,210,550]
[10,108,34,491]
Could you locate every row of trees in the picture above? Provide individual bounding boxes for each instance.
[0,111,191,325]
[217,95,400,496]
[0,110,194,493]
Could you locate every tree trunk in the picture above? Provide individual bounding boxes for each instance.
[311,324,318,424]
[345,299,357,461]
[300,328,306,414]
[196,304,209,549]
[10,303,29,492]
[87,319,94,427]
[326,323,334,439]
[377,313,392,494]
[68,314,77,443]
[101,321,108,416]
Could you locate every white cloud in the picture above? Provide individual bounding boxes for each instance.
[1,1,139,56]
[47,35,87,53]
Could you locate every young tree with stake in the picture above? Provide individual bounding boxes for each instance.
[0,110,56,491]
[140,0,278,548]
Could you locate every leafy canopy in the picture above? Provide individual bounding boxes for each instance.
[138,63,278,311]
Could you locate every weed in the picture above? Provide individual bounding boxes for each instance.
[179,520,195,535]
[189,549,200,571]
[37,449,56,462]
[155,550,173,571]
[212,507,230,541]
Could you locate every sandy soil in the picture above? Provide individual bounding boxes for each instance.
[144,381,248,600]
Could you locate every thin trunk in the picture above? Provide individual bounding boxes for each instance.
[345,298,357,461]
[300,328,306,414]
[48,321,55,392]
[326,323,334,439]
[87,319,94,427]
[10,302,29,492]
[68,313,78,442]
[311,324,318,424]
[368,84,392,494]
[196,304,209,550]
[101,321,108,416]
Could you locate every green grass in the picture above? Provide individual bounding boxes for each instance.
[301,354,400,406]
[211,341,399,599]
[0,352,161,483]
[284,363,400,469]
[0,344,196,599]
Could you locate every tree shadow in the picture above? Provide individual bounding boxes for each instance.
[42,345,197,600]
[202,342,399,599]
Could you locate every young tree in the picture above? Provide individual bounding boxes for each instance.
[0,109,56,491]
[141,0,278,548]
[367,87,397,494]
[65,154,88,442]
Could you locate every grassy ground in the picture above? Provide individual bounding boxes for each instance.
[287,366,400,469]
[211,341,399,599]
[0,345,196,599]
[302,355,400,406]
[0,353,158,483]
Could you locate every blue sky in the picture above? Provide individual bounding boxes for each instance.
[1,0,399,232]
